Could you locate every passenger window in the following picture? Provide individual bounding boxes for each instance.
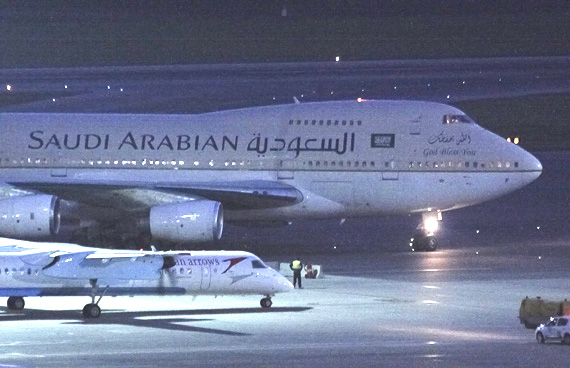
[558,318,568,326]
[251,260,267,269]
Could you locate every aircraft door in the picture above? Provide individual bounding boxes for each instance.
[200,265,211,290]
[277,160,294,180]
[382,160,399,180]
[409,115,422,136]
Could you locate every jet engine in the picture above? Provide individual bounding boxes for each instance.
[0,194,61,238]
[149,200,223,242]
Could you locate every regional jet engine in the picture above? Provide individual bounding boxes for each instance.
[149,200,223,242]
[0,194,61,238]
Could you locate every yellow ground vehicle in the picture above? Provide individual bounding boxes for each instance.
[519,297,570,329]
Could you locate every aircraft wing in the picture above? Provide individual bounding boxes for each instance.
[42,248,171,280]
[12,180,303,212]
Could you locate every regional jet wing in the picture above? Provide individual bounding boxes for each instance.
[42,249,170,280]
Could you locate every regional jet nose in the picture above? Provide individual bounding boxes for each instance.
[273,272,294,293]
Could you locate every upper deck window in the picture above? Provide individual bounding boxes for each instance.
[251,260,267,269]
[443,115,474,125]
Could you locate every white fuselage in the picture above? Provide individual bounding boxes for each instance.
[0,100,542,223]
[0,239,292,298]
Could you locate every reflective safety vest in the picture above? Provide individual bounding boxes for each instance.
[291,260,302,270]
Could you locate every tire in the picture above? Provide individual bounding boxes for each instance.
[412,235,438,252]
[7,297,24,311]
[260,298,272,308]
[423,236,438,252]
[536,332,545,344]
[563,334,570,345]
[82,303,101,318]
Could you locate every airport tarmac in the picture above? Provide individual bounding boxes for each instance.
[0,237,569,368]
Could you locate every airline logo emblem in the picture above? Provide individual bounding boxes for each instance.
[222,257,247,274]
[371,134,395,148]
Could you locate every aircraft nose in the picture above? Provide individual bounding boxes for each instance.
[273,272,294,293]
[520,150,542,185]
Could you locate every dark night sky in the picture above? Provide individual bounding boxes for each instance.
[0,1,568,68]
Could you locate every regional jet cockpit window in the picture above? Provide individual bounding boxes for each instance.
[443,115,474,124]
[251,260,268,269]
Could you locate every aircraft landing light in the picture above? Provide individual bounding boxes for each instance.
[422,300,439,304]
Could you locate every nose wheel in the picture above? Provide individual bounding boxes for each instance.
[82,279,108,318]
[260,297,273,308]
[412,234,438,252]
[83,303,101,318]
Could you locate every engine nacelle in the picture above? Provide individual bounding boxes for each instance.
[149,200,223,242]
[0,194,61,238]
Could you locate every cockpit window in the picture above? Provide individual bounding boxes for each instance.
[251,260,267,269]
[443,115,474,124]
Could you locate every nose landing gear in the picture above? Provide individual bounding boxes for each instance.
[411,211,441,252]
[83,278,108,318]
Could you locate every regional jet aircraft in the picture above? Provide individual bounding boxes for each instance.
[0,100,542,251]
[0,238,292,318]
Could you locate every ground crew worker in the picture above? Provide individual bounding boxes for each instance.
[290,257,303,289]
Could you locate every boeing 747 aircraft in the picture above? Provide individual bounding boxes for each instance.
[0,100,542,251]
[0,237,292,318]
